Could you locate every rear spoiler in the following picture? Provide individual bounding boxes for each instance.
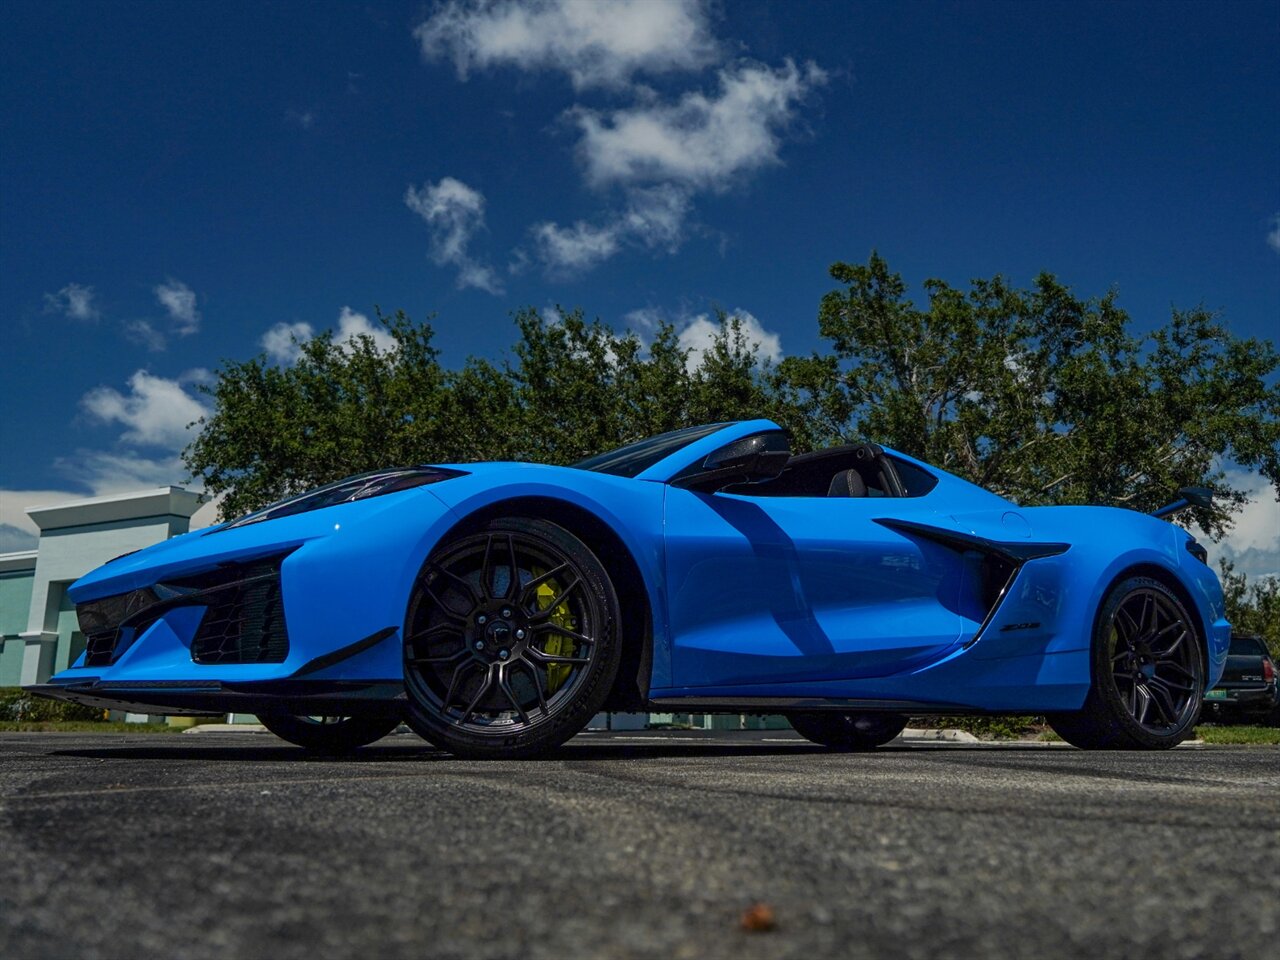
[1152,485,1213,520]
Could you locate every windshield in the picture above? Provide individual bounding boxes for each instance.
[572,423,731,478]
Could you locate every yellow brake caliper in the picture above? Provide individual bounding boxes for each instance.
[534,571,576,694]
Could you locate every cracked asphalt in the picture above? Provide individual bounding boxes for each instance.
[1,730,1277,960]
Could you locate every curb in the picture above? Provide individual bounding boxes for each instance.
[182,723,267,734]
[898,728,980,743]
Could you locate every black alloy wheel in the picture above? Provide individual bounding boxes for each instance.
[256,713,402,753]
[788,712,907,750]
[402,516,621,759]
[1048,576,1203,749]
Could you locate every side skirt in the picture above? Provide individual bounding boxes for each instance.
[645,696,986,715]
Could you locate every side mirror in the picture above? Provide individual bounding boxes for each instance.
[673,431,791,491]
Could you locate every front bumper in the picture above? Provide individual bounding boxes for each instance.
[28,677,406,717]
[28,483,462,711]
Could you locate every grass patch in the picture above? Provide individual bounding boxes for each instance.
[0,721,181,734]
[1194,725,1280,745]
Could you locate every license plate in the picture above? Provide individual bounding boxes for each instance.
[1204,689,1228,700]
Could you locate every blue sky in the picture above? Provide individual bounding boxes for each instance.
[2,0,1278,568]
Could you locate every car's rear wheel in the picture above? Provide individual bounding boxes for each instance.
[788,712,906,750]
[402,517,621,759]
[1047,576,1203,750]
[256,714,401,753]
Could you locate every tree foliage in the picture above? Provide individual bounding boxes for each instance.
[1219,559,1280,658]
[184,254,1280,552]
[778,253,1280,535]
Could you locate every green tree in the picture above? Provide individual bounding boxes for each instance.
[777,253,1280,536]
[183,309,452,519]
[1218,559,1280,658]
[184,306,771,518]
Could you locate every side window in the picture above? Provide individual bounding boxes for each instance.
[887,457,939,497]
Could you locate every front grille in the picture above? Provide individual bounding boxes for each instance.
[189,565,289,664]
[75,554,291,668]
[78,589,161,667]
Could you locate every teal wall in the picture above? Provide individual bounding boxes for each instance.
[0,570,35,687]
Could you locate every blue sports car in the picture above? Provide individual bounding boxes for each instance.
[28,419,1230,756]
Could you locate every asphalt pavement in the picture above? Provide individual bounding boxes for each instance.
[1,729,1277,960]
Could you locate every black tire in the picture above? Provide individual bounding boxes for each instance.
[1047,576,1204,750]
[402,516,622,759]
[788,712,906,750]
[256,714,401,753]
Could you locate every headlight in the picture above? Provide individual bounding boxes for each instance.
[221,466,466,530]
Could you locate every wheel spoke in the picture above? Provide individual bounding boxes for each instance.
[1148,671,1193,693]
[479,535,497,600]
[422,580,471,620]
[537,621,594,647]
[527,577,582,622]
[521,659,549,715]
[505,535,520,601]
[497,666,531,725]
[432,565,480,607]
[1145,679,1178,725]
[526,646,591,666]
[1157,658,1196,681]
[1153,628,1186,658]
[409,647,469,665]
[458,665,496,725]
[518,562,571,604]
[442,660,475,711]
[1115,605,1141,639]
[1133,684,1152,724]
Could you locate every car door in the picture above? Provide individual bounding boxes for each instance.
[661,451,966,691]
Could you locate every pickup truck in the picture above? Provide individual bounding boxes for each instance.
[1201,633,1278,724]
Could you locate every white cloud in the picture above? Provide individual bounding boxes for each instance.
[43,283,100,321]
[574,60,827,191]
[529,220,621,274]
[530,184,692,274]
[1203,469,1280,579]
[335,307,397,353]
[260,309,396,364]
[261,320,315,365]
[622,308,663,332]
[404,177,504,294]
[80,370,210,449]
[414,0,719,91]
[1268,213,1280,254]
[0,489,85,548]
[678,309,783,371]
[154,278,201,336]
[123,318,167,352]
[65,451,192,494]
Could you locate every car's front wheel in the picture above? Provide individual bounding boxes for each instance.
[402,517,622,759]
[788,712,906,750]
[256,714,402,753]
[1047,576,1203,749]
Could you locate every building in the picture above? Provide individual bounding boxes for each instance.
[0,487,207,687]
